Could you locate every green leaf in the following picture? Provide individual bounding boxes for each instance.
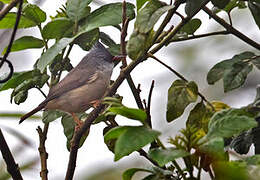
[0,71,33,91]
[74,29,99,51]
[199,137,225,159]
[148,148,189,167]
[207,109,257,138]
[213,161,249,180]
[211,0,231,9]
[105,126,160,161]
[13,90,28,105]
[249,0,260,30]
[42,110,66,123]
[223,62,253,92]
[37,37,75,72]
[123,168,153,180]
[207,51,256,88]
[223,0,247,12]
[167,80,198,122]
[136,0,173,33]
[99,32,116,47]
[42,17,74,39]
[251,55,260,69]
[180,18,201,35]
[0,13,37,29]
[187,101,213,132]
[137,0,149,10]
[109,106,147,123]
[23,3,46,25]
[80,2,135,33]
[2,36,44,54]
[37,2,135,72]
[61,113,88,150]
[244,155,260,165]
[66,0,92,22]
[104,126,129,141]
[185,0,208,16]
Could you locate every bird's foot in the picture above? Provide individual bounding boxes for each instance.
[90,99,101,109]
[71,112,83,131]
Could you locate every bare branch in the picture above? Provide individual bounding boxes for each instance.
[0,129,23,180]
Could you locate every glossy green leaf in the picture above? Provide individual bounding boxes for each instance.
[167,80,198,122]
[37,2,135,72]
[105,126,160,161]
[211,0,230,9]
[185,0,208,16]
[23,3,46,25]
[148,148,189,167]
[2,36,44,54]
[80,2,135,33]
[42,17,74,39]
[249,0,260,30]
[137,0,150,11]
[13,90,28,105]
[0,13,37,29]
[213,161,249,180]
[42,110,66,123]
[136,0,173,33]
[251,56,260,69]
[223,62,253,92]
[207,109,257,138]
[66,0,92,22]
[0,71,33,91]
[61,113,88,150]
[180,18,202,35]
[207,51,256,88]
[99,32,116,47]
[187,101,213,132]
[74,29,99,51]
[109,106,147,123]
[123,168,153,180]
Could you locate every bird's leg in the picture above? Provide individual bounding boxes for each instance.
[112,55,126,62]
[71,112,83,131]
[90,99,101,108]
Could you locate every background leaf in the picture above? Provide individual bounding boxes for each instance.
[148,148,189,166]
[248,0,260,30]
[180,18,202,35]
[123,168,153,180]
[185,0,208,16]
[23,3,46,25]
[66,0,92,22]
[3,36,44,54]
[211,0,230,9]
[42,18,74,39]
[0,13,37,29]
[167,80,198,122]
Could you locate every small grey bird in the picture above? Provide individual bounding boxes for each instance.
[20,41,114,124]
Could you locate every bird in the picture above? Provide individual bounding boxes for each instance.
[20,41,115,125]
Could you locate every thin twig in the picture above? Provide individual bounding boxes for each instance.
[151,0,211,54]
[0,129,23,180]
[37,124,49,180]
[169,30,230,42]
[0,0,20,20]
[126,76,144,109]
[148,53,214,110]
[146,80,155,127]
[203,6,260,50]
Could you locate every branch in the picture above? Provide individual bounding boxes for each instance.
[65,1,210,179]
[151,0,211,54]
[148,53,214,110]
[146,80,155,127]
[0,0,20,20]
[37,124,49,180]
[169,30,230,42]
[0,129,23,180]
[203,6,260,50]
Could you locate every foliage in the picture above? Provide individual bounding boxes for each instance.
[0,0,260,179]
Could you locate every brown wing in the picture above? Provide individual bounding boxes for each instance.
[40,60,98,105]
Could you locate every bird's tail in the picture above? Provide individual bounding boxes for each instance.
[19,105,45,124]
